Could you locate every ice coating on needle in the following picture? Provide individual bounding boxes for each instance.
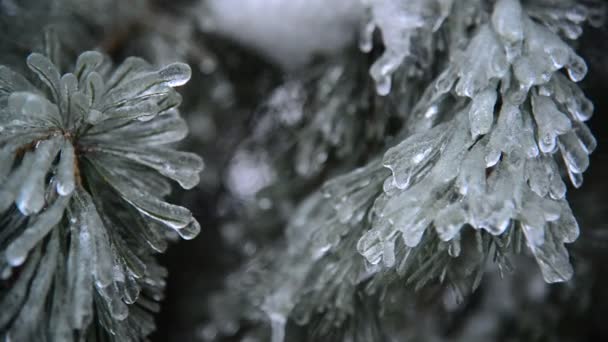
[352,0,596,285]
[0,50,201,339]
[363,0,453,95]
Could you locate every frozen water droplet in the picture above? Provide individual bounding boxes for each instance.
[56,141,75,196]
[575,123,596,153]
[388,166,411,190]
[558,132,589,174]
[7,252,26,267]
[485,150,501,167]
[159,63,192,87]
[375,74,391,96]
[424,105,439,119]
[547,47,570,69]
[177,219,201,240]
[566,55,587,82]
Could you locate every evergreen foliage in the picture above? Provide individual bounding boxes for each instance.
[0,47,202,340]
[206,0,606,341]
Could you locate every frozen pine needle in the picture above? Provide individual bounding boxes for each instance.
[0,49,202,340]
[225,1,604,340]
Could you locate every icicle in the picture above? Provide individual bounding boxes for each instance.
[175,219,201,240]
[382,239,396,267]
[558,131,590,174]
[69,217,94,329]
[92,145,203,189]
[0,152,34,212]
[547,158,567,200]
[85,111,188,146]
[71,189,113,288]
[525,158,550,198]
[527,226,574,283]
[359,20,375,53]
[566,54,587,82]
[90,211,114,289]
[469,88,497,138]
[531,95,571,153]
[399,212,431,248]
[520,111,540,158]
[457,144,487,196]
[554,201,579,243]
[567,168,584,188]
[8,232,59,341]
[56,140,76,196]
[435,204,466,241]
[16,137,63,215]
[269,313,286,342]
[357,229,384,265]
[383,124,448,190]
[92,160,193,229]
[98,283,129,320]
[455,26,507,98]
[0,248,41,328]
[122,274,141,304]
[491,0,524,43]
[6,195,70,266]
[574,122,596,154]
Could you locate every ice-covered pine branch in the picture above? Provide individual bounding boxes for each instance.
[229,49,380,192]
[357,0,598,283]
[226,0,604,341]
[0,50,203,340]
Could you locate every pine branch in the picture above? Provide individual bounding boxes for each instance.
[212,1,605,341]
[0,49,202,340]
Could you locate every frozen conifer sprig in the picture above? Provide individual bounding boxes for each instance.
[229,1,603,340]
[239,50,379,183]
[362,0,604,96]
[0,50,203,340]
[360,0,453,95]
[360,0,597,284]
